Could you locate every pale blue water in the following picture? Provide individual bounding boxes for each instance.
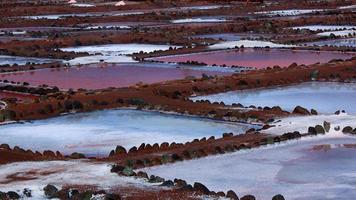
[145,135,356,200]
[304,38,356,47]
[191,82,356,114]
[0,55,60,66]
[0,109,256,156]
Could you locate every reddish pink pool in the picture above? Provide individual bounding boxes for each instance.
[0,64,230,90]
[151,49,356,69]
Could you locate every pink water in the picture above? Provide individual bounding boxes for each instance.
[0,64,230,90]
[151,49,356,69]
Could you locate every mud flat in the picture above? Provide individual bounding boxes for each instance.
[0,109,255,156]
[144,134,356,200]
[191,82,356,114]
[151,49,355,69]
[0,63,231,90]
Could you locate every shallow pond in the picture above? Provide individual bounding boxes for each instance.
[191,82,356,114]
[0,109,255,156]
[171,17,228,24]
[0,63,231,89]
[144,134,356,200]
[0,55,61,66]
[151,49,355,69]
[303,38,356,47]
[61,43,180,65]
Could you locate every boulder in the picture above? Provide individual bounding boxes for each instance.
[240,195,256,200]
[308,127,317,135]
[223,133,234,138]
[70,152,85,159]
[149,175,164,183]
[216,191,226,197]
[323,121,331,132]
[7,191,20,199]
[23,188,32,197]
[335,110,341,115]
[311,109,318,115]
[334,126,340,131]
[315,125,325,134]
[342,126,353,134]
[0,143,10,150]
[122,167,135,176]
[161,180,174,187]
[43,150,56,157]
[136,171,149,179]
[115,146,127,154]
[293,106,310,115]
[226,190,239,200]
[128,146,137,153]
[193,182,210,195]
[174,179,187,187]
[272,194,285,200]
[105,193,121,200]
[44,184,58,198]
[0,192,5,199]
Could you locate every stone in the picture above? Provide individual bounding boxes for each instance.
[335,110,341,115]
[272,194,285,200]
[70,152,85,159]
[136,171,149,179]
[342,126,353,134]
[311,109,318,115]
[149,175,165,183]
[122,167,135,176]
[111,165,125,173]
[115,146,127,154]
[193,182,210,195]
[44,184,58,198]
[174,179,187,187]
[7,191,20,199]
[23,188,32,197]
[293,106,310,115]
[334,126,340,131]
[240,195,256,200]
[105,193,121,200]
[0,192,5,199]
[43,150,56,157]
[308,127,317,135]
[216,191,226,197]
[323,121,331,132]
[226,190,239,200]
[161,180,174,187]
[315,125,325,134]
[0,143,11,150]
[128,146,137,153]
